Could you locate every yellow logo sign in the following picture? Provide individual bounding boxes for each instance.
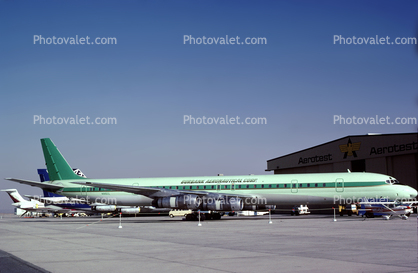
[339,138,361,159]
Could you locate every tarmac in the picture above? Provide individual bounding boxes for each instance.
[0,213,416,273]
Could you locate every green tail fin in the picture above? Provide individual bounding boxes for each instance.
[41,138,86,181]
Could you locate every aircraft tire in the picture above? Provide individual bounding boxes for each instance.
[365,213,374,218]
[212,213,222,220]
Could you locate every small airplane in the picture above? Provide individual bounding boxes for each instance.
[1,189,84,217]
[357,199,416,220]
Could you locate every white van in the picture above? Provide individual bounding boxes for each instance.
[169,209,192,218]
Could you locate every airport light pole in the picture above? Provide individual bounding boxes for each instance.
[118,212,122,228]
[198,210,202,227]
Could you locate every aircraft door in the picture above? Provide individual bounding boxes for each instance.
[291,179,298,193]
[81,186,87,196]
[335,178,344,192]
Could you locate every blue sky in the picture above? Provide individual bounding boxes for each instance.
[0,0,417,212]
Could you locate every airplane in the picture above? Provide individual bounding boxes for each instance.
[358,199,417,220]
[5,138,418,221]
[1,189,83,217]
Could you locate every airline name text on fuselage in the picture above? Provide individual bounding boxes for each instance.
[181,178,258,184]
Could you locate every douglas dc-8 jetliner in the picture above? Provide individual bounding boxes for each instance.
[5,138,418,220]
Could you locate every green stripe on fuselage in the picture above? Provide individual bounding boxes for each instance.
[58,180,386,192]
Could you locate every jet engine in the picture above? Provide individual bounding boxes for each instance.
[95,205,117,212]
[203,197,243,211]
[120,207,140,214]
[153,195,201,210]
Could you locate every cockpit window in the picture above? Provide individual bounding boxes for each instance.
[386,179,401,185]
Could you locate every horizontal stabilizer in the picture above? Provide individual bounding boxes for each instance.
[5,178,63,191]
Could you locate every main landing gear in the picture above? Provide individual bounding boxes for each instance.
[185,212,223,221]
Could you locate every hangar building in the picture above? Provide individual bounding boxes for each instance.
[266,133,418,190]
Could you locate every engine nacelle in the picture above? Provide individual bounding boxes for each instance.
[204,197,243,211]
[243,204,276,211]
[120,207,140,214]
[95,205,117,212]
[154,195,201,210]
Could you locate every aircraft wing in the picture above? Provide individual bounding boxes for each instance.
[358,201,396,205]
[17,205,61,213]
[403,201,418,205]
[358,201,418,205]
[25,195,89,204]
[24,206,90,215]
[5,178,63,191]
[73,181,255,199]
[73,181,211,198]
